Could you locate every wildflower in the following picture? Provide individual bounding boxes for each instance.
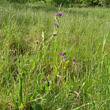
[64,57,67,61]
[56,13,63,16]
[55,24,59,28]
[73,59,76,63]
[59,52,65,56]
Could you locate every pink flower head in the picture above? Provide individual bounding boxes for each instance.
[56,13,63,16]
[59,52,65,56]
[55,24,59,28]
[73,59,76,63]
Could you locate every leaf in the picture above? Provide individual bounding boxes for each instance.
[25,93,33,103]
[36,104,43,110]
[19,75,23,104]
[19,103,24,109]
[31,103,43,110]
[12,94,19,109]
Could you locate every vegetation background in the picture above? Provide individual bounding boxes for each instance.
[4,0,110,7]
[1,0,110,110]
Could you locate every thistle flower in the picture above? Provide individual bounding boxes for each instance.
[55,24,59,28]
[59,52,65,56]
[73,59,76,63]
[56,13,63,16]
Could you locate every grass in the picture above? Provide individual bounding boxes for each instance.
[0,1,110,110]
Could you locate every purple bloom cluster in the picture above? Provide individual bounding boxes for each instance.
[59,52,76,63]
[59,52,67,61]
[56,13,63,16]
[59,52,65,56]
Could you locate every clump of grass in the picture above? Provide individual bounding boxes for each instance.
[9,37,29,56]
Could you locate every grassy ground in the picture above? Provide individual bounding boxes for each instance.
[1,1,110,110]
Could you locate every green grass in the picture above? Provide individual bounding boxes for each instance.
[1,1,110,110]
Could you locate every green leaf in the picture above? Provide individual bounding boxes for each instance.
[31,103,43,110]
[36,104,43,110]
[19,75,23,104]
[25,93,33,103]
[12,94,19,109]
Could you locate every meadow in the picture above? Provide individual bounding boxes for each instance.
[1,1,110,110]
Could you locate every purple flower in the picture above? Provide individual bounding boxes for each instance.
[56,13,63,16]
[73,59,76,63]
[64,57,67,61]
[55,24,59,28]
[59,52,65,56]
